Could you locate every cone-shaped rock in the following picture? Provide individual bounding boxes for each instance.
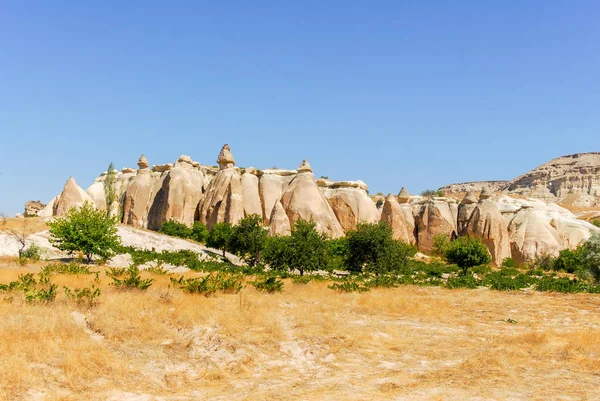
[198,147,243,229]
[480,186,492,200]
[465,196,511,265]
[217,144,236,170]
[380,193,415,243]
[53,177,96,217]
[138,154,149,169]
[147,155,205,229]
[457,191,478,235]
[397,187,410,204]
[414,200,457,253]
[281,160,344,238]
[297,160,312,173]
[259,169,296,224]
[269,199,291,236]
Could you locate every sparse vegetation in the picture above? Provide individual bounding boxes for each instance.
[421,189,445,197]
[445,236,491,274]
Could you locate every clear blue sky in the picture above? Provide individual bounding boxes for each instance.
[1,1,599,215]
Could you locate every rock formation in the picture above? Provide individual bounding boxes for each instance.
[24,200,46,217]
[122,155,158,228]
[281,160,344,238]
[464,188,511,265]
[457,192,477,235]
[397,187,410,204]
[241,168,263,218]
[320,180,379,231]
[268,199,291,236]
[414,200,457,253]
[258,169,296,224]
[197,145,243,230]
[380,194,415,243]
[53,177,96,217]
[148,155,205,230]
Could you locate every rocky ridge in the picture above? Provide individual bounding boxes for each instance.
[36,147,600,265]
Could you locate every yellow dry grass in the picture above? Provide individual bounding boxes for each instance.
[1,262,600,400]
[0,217,48,234]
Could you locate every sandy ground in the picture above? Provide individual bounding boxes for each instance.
[1,264,599,401]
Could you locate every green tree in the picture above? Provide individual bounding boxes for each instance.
[580,233,600,281]
[285,220,329,275]
[103,162,118,216]
[445,236,491,274]
[206,222,235,257]
[262,235,290,272]
[191,221,209,243]
[230,214,268,266]
[345,222,416,274]
[48,201,121,263]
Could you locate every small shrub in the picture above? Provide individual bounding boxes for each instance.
[159,220,192,238]
[170,273,244,296]
[145,264,169,275]
[445,237,491,273]
[592,219,600,228]
[191,221,209,243]
[432,234,450,258]
[41,262,91,276]
[207,222,235,257]
[446,273,479,289]
[535,276,587,293]
[24,284,57,303]
[365,275,400,288]
[501,257,516,268]
[554,248,583,273]
[64,285,101,307]
[421,189,444,197]
[291,275,312,285]
[328,278,369,293]
[105,266,127,277]
[21,244,44,261]
[532,254,556,271]
[250,276,284,293]
[110,265,154,290]
[482,269,536,291]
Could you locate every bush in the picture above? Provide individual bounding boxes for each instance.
[159,220,192,238]
[170,273,244,296]
[328,278,369,292]
[48,201,121,263]
[554,248,582,273]
[229,215,268,266]
[445,237,491,274]
[532,254,556,271]
[482,270,535,291]
[535,276,587,293]
[191,221,209,243]
[110,265,154,290]
[592,219,600,228]
[446,273,480,289]
[432,234,450,258]
[501,257,516,268]
[206,222,235,257]
[263,220,329,275]
[63,285,101,307]
[345,222,416,274]
[25,284,57,303]
[250,276,284,293]
[421,189,444,197]
[579,234,600,282]
[21,244,44,262]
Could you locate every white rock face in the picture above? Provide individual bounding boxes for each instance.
[321,181,379,232]
[281,161,344,238]
[414,200,457,253]
[258,170,295,224]
[379,194,415,243]
[53,177,96,216]
[241,171,263,218]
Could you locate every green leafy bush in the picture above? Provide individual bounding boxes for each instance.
[445,237,491,273]
[579,234,600,282]
[159,220,192,238]
[534,276,588,293]
[250,276,284,293]
[482,269,535,291]
[229,214,268,266]
[328,278,369,292]
[24,284,57,303]
[501,257,516,268]
[110,265,154,290]
[421,189,445,197]
[63,285,101,306]
[532,254,556,271]
[191,221,209,243]
[41,262,92,276]
[170,273,244,296]
[432,234,450,258]
[345,222,416,274]
[553,248,582,273]
[20,244,44,262]
[446,273,480,289]
[206,222,235,257]
[48,201,121,263]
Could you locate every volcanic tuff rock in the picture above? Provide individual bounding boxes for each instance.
[53,177,96,217]
[37,147,600,263]
[24,200,46,217]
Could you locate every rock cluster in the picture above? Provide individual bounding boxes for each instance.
[24,200,46,217]
[38,147,600,264]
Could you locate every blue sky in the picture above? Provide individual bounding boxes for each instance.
[1,1,599,215]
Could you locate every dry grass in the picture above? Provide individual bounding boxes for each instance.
[1,261,600,400]
[0,217,48,234]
